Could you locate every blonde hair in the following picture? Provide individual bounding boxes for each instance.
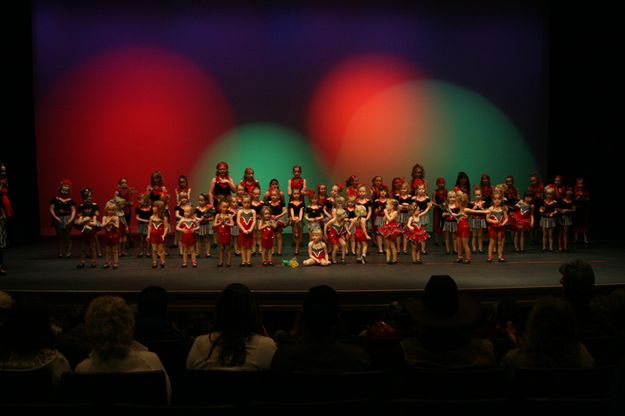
[355,204,367,217]
[387,198,399,209]
[455,191,469,206]
[104,201,117,214]
[85,296,134,359]
[335,208,346,219]
[261,206,272,216]
[334,196,345,208]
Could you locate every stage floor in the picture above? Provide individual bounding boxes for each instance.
[1,237,623,294]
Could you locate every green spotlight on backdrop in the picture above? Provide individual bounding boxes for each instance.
[190,122,328,207]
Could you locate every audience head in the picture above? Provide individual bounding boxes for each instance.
[85,296,135,359]
[1,297,54,355]
[214,283,260,336]
[302,285,339,336]
[559,260,595,307]
[137,286,169,320]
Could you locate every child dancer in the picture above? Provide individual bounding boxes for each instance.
[410,163,428,194]
[432,177,448,247]
[441,191,458,255]
[303,227,330,266]
[237,195,256,267]
[373,185,389,255]
[75,200,98,268]
[213,200,234,267]
[288,188,305,255]
[414,184,432,255]
[470,189,487,253]
[540,186,558,252]
[147,200,167,268]
[317,184,329,209]
[349,204,371,264]
[324,208,349,264]
[250,187,264,255]
[573,177,590,244]
[177,205,199,267]
[486,195,509,262]
[345,175,360,199]
[557,186,576,252]
[102,201,120,269]
[209,162,236,207]
[175,175,191,205]
[322,184,341,221]
[287,165,307,198]
[345,196,357,255]
[77,187,101,258]
[116,178,134,252]
[174,192,189,254]
[135,194,152,257]
[258,206,276,266]
[305,191,324,234]
[268,189,287,256]
[512,191,534,252]
[378,199,402,264]
[240,167,260,196]
[394,182,410,255]
[228,195,241,256]
[405,204,430,264]
[49,179,76,258]
[195,193,214,258]
[453,191,489,264]
[263,178,285,203]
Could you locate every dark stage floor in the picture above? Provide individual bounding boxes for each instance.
[1,237,623,296]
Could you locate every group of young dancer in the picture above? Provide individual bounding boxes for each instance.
[48,162,591,269]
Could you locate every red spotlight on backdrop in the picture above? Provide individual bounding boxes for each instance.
[308,54,422,172]
[36,46,233,234]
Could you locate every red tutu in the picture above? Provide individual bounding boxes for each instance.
[406,227,430,243]
[511,212,532,231]
[378,220,402,239]
[261,227,275,249]
[238,231,254,248]
[354,227,368,242]
[181,231,197,248]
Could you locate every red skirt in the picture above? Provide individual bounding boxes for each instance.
[238,231,254,248]
[261,228,275,249]
[379,220,402,239]
[354,227,368,242]
[181,232,197,248]
[488,224,505,239]
[216,224,231,245]
[512,212,532,231]
[150,228,165,244]
[104,230,120,247]
[456,217,470,238]
[406,227,430,243]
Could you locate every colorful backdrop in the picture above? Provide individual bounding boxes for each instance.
[33,2,547,234]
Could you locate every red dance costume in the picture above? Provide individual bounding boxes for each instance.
[149,219,166,244]
[238,211,255,248]
[214,215,232,245]
[512,201,532,231]
[327,222,349,245]
[488,210,506,238]
[456,215,470,238]
[311,245,327,261]
[104,221,120,246]
[240,179,259,196]
[289,177,304,193]
[179,219,198,248]
[261,224,275,249]
[405,218,430,242]
[378,218,402,239]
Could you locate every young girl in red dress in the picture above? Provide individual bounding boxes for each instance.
[258,206,276,266]
[378,199,402,264]
[213,200,234,267]
[287,165,307,198]
[349,204,371,264]
[147,200,168,268]
[303,227,330,266]
[102,201,120,269]
[209,162,236,207]
[324,208,350,264]
[410,163,428,195]
[404,203,430,264]
[486,194,509,262]
[237,195,256,267]
[176,205,199,268]
[453,192,490,264]
[240,167,260,196]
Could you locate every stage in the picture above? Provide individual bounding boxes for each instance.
[1,237,623,310]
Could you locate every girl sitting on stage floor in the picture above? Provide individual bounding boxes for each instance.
[303,227,330,266]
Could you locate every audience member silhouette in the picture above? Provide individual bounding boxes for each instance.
[500,296,594,375]
[0,297,70,386]
[400,275,495,368]
[271,285,371,372]
[186,283,276,370]
[559,259,614,337]
[75,295,171,400]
